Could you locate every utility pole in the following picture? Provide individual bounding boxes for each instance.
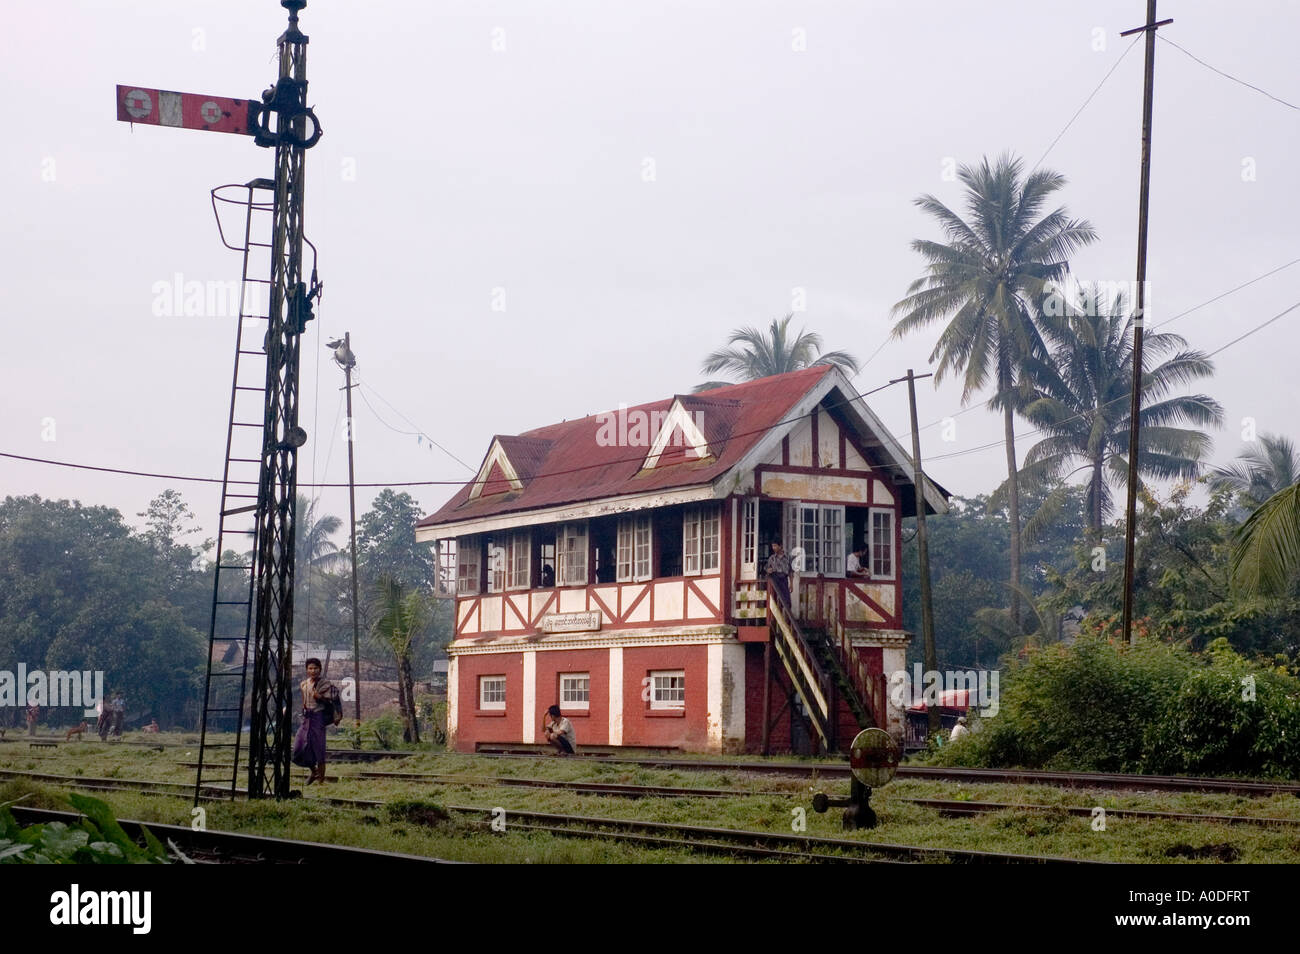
[1119,2,1173,647]
[890,370,939,738]
[328,335,363,740]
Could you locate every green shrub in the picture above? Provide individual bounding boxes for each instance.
[1143,643,1300,778]
[930,635,1300,778]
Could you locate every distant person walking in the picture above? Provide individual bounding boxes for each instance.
[543,704,577,756]
[765,540,792,610]
[110,693,125,738]
[26,704,39,737]
[292,658,335,784]
[950,716,969,742]
[95,697,108,741]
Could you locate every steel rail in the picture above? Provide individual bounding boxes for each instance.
[0,768,1099,864]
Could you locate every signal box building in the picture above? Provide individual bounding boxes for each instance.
[415,365,947,755]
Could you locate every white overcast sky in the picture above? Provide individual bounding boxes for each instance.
[2,0,1297,545]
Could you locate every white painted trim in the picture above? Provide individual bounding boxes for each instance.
[522,651,536,741]
[468,437,525,501]
[706,643,723,749]
[642,398,713,469]
[447,624,739,656]
[608,647,623,745]
[446,656,459,749]
[418,484,721,541]
[720,641,746,750]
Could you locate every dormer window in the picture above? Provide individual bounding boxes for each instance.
[642,399,712,471]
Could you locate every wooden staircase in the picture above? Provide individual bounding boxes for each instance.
[767,590,883,751]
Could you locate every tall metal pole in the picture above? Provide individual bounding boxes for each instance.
[343,332,363,740]
[1119,3,1172,647]
[893,370,939,737]
[248,0,323,798]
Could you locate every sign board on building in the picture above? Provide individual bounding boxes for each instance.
[539,611,602,634]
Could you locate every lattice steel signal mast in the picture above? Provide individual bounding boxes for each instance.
[116,0,322,801]
[242,0,323,799]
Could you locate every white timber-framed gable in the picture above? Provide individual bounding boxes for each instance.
[467,437,525,501]
[640,397,714,470]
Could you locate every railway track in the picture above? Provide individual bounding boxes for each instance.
[6,805,454,864]
[472,750,1300,797]
[898,797,1300,828]
[0,768,1100,864]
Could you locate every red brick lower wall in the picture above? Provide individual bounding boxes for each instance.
[454,653,523,751]
[534,648,609,746]
[621,645,710,750]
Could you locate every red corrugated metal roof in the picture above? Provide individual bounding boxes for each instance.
[419,365,833,530]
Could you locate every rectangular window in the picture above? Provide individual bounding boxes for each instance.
[456,537,481,595]
[560,673,590,709]
[821,507,844,577]
[486,539,506,594]
[617,515,654,582]
[740,497,759,580]
[784,503,846,576]
[479,675,506,710]
[557,521,588,586]
[800,504,821,572]
[682,505,720,575]
[507,530,530,590]
[650,670,685,709]
[871,509,894,579]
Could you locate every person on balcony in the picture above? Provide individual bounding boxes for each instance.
[847,547,869,578]
[765,540,792,609]
[540,563,555,587]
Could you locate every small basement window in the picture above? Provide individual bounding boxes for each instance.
[560,673,590,709]
[649,670,685,709]
[479,675,506,711]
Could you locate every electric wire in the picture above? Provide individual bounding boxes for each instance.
[1158,35,1300,112]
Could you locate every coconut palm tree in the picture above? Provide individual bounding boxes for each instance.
[1230,481,1300,597]
[296,495,345,649]
[296,494,344,573]
[891,153,1098,625]
[1210,434,1300,511]
[694,314,860,392]
[1016,288,1224,536]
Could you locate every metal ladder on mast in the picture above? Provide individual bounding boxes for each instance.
[193,180,278,802]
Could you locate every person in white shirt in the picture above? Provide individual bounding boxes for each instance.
[544,704,577,755]
[846,547,869,577]
[950,716,969,741]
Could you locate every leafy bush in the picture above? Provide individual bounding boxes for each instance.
[0,792,177,864]
[1144,640,1300,778]
[930,635,1300,778]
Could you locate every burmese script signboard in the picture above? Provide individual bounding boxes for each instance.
[539,611,602,634]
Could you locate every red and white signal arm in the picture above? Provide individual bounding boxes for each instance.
[115,85,253,137]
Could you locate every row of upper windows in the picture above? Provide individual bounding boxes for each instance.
[477,671,685,711]
[454,500,895,595]
[457,504,720,595]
